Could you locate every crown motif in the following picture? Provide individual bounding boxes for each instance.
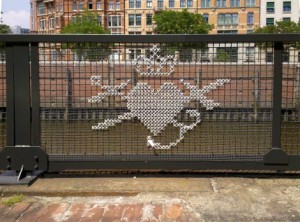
[133,45,177,76]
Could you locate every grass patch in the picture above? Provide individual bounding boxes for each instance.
[2,194,26,207]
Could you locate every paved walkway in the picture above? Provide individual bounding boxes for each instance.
[1,175,300,221]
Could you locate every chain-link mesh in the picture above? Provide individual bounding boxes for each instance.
[0,48,6,152]
[38,41,288,161]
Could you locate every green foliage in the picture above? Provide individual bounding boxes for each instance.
[255,20,300,34]
[0,24,11,59]
[61,11,110,61]
[0,24,11,34]
[61,11,109,34]
[214,49,231,62]
[2,194,26,207]
[255,20,300,49]
[153,9,213,34]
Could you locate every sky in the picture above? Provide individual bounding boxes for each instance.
[1,0,30,28]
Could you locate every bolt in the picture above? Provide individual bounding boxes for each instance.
[34,164,38,170]
[6,165,11,170]
[6,156,11,161]
[34,156,39,162]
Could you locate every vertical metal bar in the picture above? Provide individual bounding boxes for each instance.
[31,43,40,146]
[13,43,31,145]
[272,42,283,149]
[5,43,15,146]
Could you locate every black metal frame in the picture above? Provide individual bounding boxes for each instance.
[0,34,299,181]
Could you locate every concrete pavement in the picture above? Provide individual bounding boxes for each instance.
[1,175,300,221]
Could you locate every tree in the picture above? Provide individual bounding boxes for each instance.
[0,24,11,61]
[61,11,110,61]
[152,10,213,61]
[153,9,213,34]
[254,20,300,49]
[255,20,300,34]
[0,24,11,34]
[214,49,231,62]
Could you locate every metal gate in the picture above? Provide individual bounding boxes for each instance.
[0,34,300,181]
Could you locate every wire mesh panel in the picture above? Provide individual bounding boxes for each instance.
[281,43,300,155]
[39,40,279,161]
[0,49,6,152]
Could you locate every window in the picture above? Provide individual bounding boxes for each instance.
[283,2,291,13]
[283,17,291,22]
[216,0,226,8]
[283,50,289,62]
[97,1,102,9]
[217,30,238,34]
[59,3,63,11]
[201,0,210,8]
[266,2,274,13]
[55,17,60,28]
[129,14,141,26]
[79,1,84,10]
[218,13,238,25]
[51,51,57,61]
[230,0,240,7]
[72,1,77,11]
[266,52,273,62]
[298,52,300,63]
[30,3,33,15]
[129,0,141,8]
[180,0,186,7]
[88,0,93,9]
[136,14,141,26]
[266,18,274,26]
[71,15,76,23]
[169,0,174,7]
[187,0,193,7]
[107,15,121,27]
[147,0,152,8]
[129,49,141,59]
[129,0,134,8]
[247,12,254,24]
[128,32,141,35]
[157,0,163,8]
[203,13,209,23]
[245,47,255,61]
[39,19,46,30]
[146,14,152,25]
[49,18,55,29]
[37,3,46,15]
[109,2,114,10]
[245,0,255,7]
[247,29,253,33]
[97,15,102,25]
[116,1,120,10]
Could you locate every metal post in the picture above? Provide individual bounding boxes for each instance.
[0,42,47,185]
[31,43,41,146]
[264,42,288,165]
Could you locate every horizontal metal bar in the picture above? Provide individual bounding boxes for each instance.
[48,156,300,171]
[0,34,300,43]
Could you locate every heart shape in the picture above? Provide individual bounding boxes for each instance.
[127,83,188,135]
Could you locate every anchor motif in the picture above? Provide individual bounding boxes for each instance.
[89,45,230,149]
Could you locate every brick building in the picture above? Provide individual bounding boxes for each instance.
[30,0,260,34]
[30,0,125,34]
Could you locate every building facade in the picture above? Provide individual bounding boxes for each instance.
[260,0,300,27]
[125,0,260,34]
[30,0,125,34]
[31,0,260,34]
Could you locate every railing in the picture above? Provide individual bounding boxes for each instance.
[0,34,300,181]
